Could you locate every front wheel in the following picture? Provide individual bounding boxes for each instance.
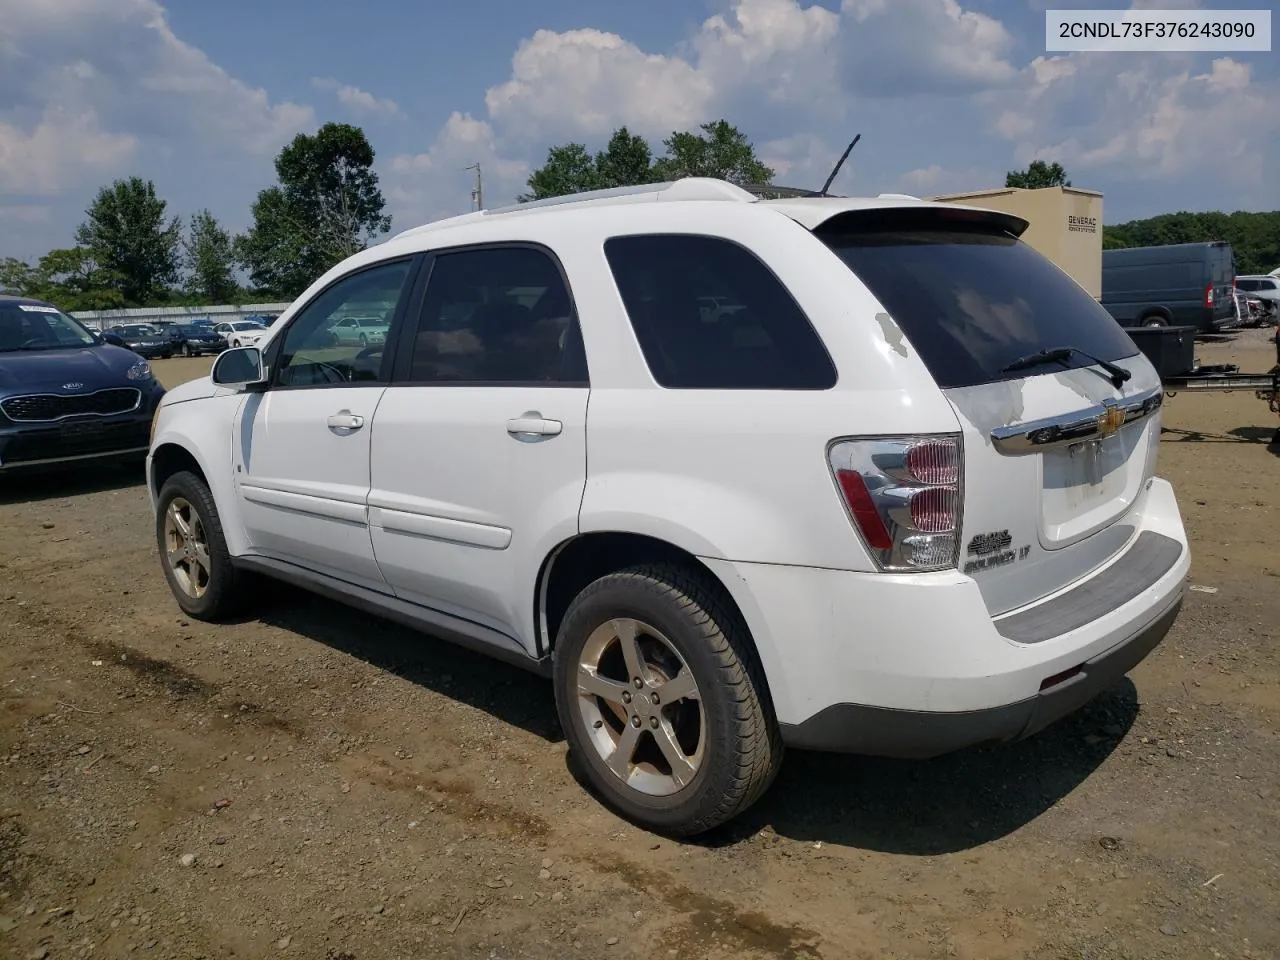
[553,563,782,837]
[155,470,252,621]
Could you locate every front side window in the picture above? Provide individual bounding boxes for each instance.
[0,302,97,351]
[407,246,587,385]
[603,234,837,390]
[275,259,413,387]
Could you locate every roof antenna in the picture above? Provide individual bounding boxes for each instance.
[819,134,861,197]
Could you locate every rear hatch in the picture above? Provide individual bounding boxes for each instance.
[814,208,1161,616]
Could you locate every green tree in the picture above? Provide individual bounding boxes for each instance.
[184,209,238,303]
[1005,160,1071,189]
[595,127,657,190]
[1104,210,1280,275]
[520,143,601,201]
[34,248,125,310]
[521,120,771,201]
[74,177,181,305]
[238,122,391,297]
[0,257,37,297]
[651,120,775,186]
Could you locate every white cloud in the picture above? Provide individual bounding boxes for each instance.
[990,53,1280,191]
[311,77,403,118]
[0,107,136,194]
[0,0,313,178]
[482,0,1017,144]
[385,112,529,229]
[485,28,713,142]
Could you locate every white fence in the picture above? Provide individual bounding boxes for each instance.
[71,302,291,332]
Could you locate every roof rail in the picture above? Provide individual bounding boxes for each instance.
[390,177,757,241]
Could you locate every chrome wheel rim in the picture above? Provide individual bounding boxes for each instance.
[163,497,211,599]
[575,618,705,797]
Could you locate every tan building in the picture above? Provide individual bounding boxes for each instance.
[928,186,1105,299]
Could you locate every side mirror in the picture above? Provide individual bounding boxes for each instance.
[211,346,267,390]
[102,333,125,347]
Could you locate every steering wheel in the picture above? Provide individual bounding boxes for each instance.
[311,361,349,384]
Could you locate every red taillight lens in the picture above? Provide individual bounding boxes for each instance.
[906,440,959,485]
[1204,283,1214,307]
[829,435,963,572]
[908,486,958,534]
[836,470,893,549]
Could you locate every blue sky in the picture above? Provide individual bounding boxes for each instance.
[1,0,1277,261]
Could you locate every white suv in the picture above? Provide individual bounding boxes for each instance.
[147,178,1189,836]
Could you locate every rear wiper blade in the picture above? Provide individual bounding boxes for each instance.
[1001,346,1131,388]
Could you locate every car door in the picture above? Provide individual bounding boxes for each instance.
[369,244,590,651]
[232,256,420,591]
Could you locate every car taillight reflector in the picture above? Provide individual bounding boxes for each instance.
[836,470,893,549]
[1204,283,1214,308]
[828,435,963,573]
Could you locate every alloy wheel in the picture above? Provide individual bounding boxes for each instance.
[163,497,211,599]
[575,618,705,796]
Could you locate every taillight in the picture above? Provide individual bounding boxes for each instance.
[828,435,962,572]
[1204,283,1214,308]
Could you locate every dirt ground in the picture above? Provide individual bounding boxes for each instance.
[2,332,1277,960]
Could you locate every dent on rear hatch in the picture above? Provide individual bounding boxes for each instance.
[874,312,909,358]
[945,380,1026,445]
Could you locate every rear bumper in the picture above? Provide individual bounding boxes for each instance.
[701,476,1189,758]
[780,594,1181,757]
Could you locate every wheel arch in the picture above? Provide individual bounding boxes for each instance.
[535,531,777,710]
[148,428,249,556]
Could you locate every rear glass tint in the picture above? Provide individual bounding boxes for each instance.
[817,213,1139,390]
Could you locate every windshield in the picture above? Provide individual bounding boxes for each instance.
[0,302,98,352]
[177,325,209,335]
[232,322,265,331]
[118,325,157,337]
[817,213,1138,389]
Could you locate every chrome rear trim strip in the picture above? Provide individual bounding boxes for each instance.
[990,386,1163,456]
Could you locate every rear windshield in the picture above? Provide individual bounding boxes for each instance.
[817,213,1138,390]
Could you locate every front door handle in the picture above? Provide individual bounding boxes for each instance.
[506,414,562,437]
[327,410,365,432]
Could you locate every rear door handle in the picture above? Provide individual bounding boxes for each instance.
[506,415,562,437]
[327,411,365,431]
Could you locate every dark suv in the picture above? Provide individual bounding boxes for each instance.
[0,296,167,473]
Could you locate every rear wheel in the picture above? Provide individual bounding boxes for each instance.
[1141,313,1169,327]
[155,470,251,621]
[553,563,782,837]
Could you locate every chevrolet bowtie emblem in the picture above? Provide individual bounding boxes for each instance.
[1096,400,1125,437]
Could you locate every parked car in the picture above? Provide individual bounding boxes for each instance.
[242,314,280,327]
[0,296,166,473]
[107,323,174,359]
[328,315,390,347]
[1234,275,1279,323]
[1101,241,1236,333]
[148,178,1189,836]
[213,320,268,348]
[164,323,226,357]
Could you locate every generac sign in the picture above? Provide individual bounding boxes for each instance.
[1068,214,1098,234]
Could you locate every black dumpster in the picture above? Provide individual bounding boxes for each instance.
[1124,325,1197,379]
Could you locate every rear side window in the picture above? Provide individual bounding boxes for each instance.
[603,234,837,390]
[819,213,1139,390]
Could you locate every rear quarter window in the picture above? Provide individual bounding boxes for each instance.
[817,212,1139,390]
[603,234,837,390]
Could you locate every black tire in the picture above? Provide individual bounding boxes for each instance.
[553,563,782,837]
[1141,313,1169,327]
[155,470,251,621]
